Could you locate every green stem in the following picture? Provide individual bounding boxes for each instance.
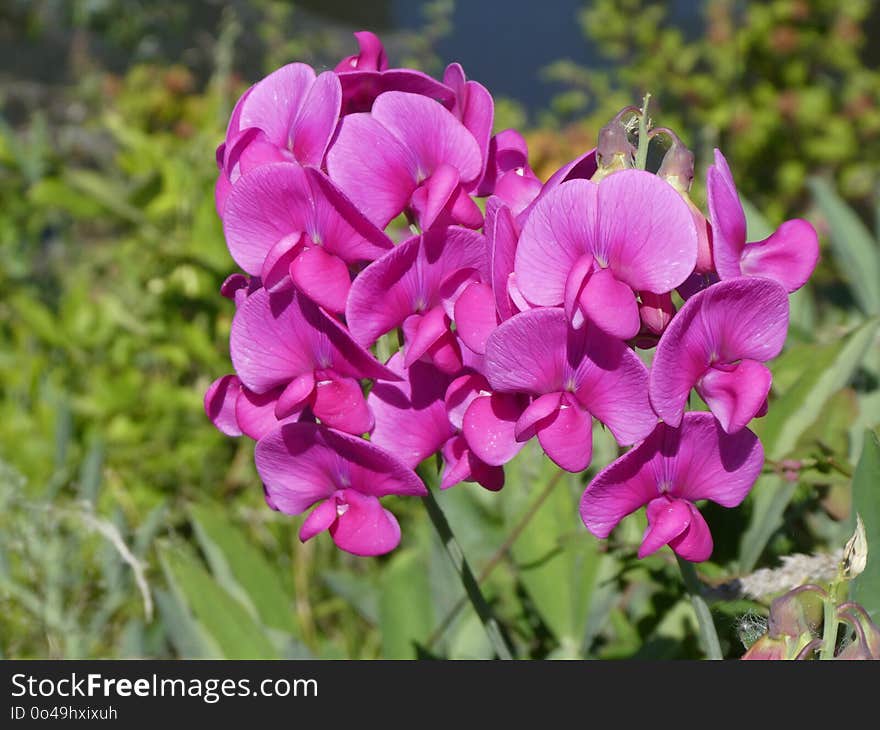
[634,93,652,171]
[420,469,514,660]
[676,556,723,660]
[819,570,843,660]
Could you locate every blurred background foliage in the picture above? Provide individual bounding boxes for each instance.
[1,0,878,659]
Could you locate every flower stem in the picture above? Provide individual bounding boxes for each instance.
[420,469,514,660]
[676,556,723,659]
[819,568,843,660]
[634,93,652,171]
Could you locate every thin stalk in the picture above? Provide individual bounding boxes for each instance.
[634,93,652,171]
[420,468,514,660]
[676,556,723,660]
[819,569,843,660]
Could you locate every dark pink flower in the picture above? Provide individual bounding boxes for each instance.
[484,307,655,472]
[515,171,697,339]
[216,64,342,213]
[256,422,426,556]
[222,162,392,312]
[326,91,484,231]
[477,130,543,215]
[204,374,296,441]
[230,287,398,435]
[580,413,764,562]
[707,149,819,293]
[650,277,789,434]
[346,226,488,373]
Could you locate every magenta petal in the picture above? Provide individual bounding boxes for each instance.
[516,179,598,306]
[536,396,594,472]
[239,63,316,148]
[706,149,747,280]
[440,436,473,490]
[204,375,243,437]
[335,31,388,73]
[515,392,563,441]
[650,277,789,428]
[486,198,518,321]
[638,496,692,559]
[371,91,482,187]
[697,360,772,433]
[338,68,455,115]
[485,308,567,394]
[346,227,488,347]
[564,255,593,326]
[596,170,697,292]
[369,355,455,468]
[462,393,527,466]
[468,454,505,492]
[410,162,460,231]
[326,113,416,228]
[740,218,820,293]
[275,371,315,420]
[289,246,351,313]
[261,234,302,292]
[445,373,486,430]
[299,498,338,542]
[289,70,341,166]
[454,282,498,354]
[577,267,640,339]
[312,375,373,435]
[329,490,402,556]
[668,503,713,562]
[403,307,449,367]
[256,422,426,516]
[235,386,288,441]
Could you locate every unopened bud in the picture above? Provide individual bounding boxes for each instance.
[836,602,880,660]
[842,513,868,580]
[592,106,638,181]
[655,129,694,193]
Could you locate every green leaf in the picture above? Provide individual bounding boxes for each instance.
[850,429,880,619]
[757,318,879,460]
[379,548,433,658]
[738,475,798,573]
[322,570,379,625]
[153,588,220,659]
[188,503,297,635]
[809,177,880,315]
[158,543,279,659]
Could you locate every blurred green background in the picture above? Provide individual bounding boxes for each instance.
[1,0,879,660]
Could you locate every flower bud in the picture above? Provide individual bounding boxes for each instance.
[592,106,638,181]
[842,513,868,580]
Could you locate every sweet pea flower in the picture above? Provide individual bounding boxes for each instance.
[215,64,342,213]
[443,63,494,189]
[334,31,455,115]
[579,413,764,562]
[346,226,489,374]
[650,277,789,434]
[707,149,819,292]
[326,91,484,231]
[231,287,398,435]
[474,130,543,216]
[256,422,426,556]
[222,162,393,312]
[515,171,698,339]
[204,374,304,441]
[484,307,656,472]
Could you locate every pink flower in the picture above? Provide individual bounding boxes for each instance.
[650,277,789,434]
[230,288,397,435]
[256,422,426,556]
[326,91,484,231]
[222,162,392,312]
[484,307,656,472]
[514,171,698,339]
[707,149,819,293]
[580,413,764,562]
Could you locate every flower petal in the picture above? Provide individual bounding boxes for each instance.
[668,503,713,562]
[462,393,528,466]
[454,281,498,354]
[289,71,341,166]
[638,496,692,559]
[577,267,640,339]
[740,218,819,293]
[239,63,316,148]
[235,386,288,440]
[536,396,594,472]
[312,375,374,435]
[706,148,747,280]
[288,246,351,314]
[485,307,567,394]
[696,360,772,434]
[204,375,243,437]
[299,498,338,543]
[329,490,402,556]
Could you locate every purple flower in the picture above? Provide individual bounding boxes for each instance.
[579,413,764,562]
[256,422,426,556]
[216,64,342,213]
[707,149,819,292]
[222,162,392,312]
[230,287,397,435]
[514,171,698,339]
[484,307,656,472]
[204,374,294,441]
[650,277,789,434]
[326,91,484,231]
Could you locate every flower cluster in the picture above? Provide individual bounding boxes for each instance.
[205,33,819,560]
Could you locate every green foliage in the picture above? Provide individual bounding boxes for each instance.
[850,430,880,619]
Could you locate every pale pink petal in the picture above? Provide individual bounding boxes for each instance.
[740,218,819,293]
[515,179,598,306]
[204,375,243,437]
[536,396,594,472]
[697,360,772,434]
